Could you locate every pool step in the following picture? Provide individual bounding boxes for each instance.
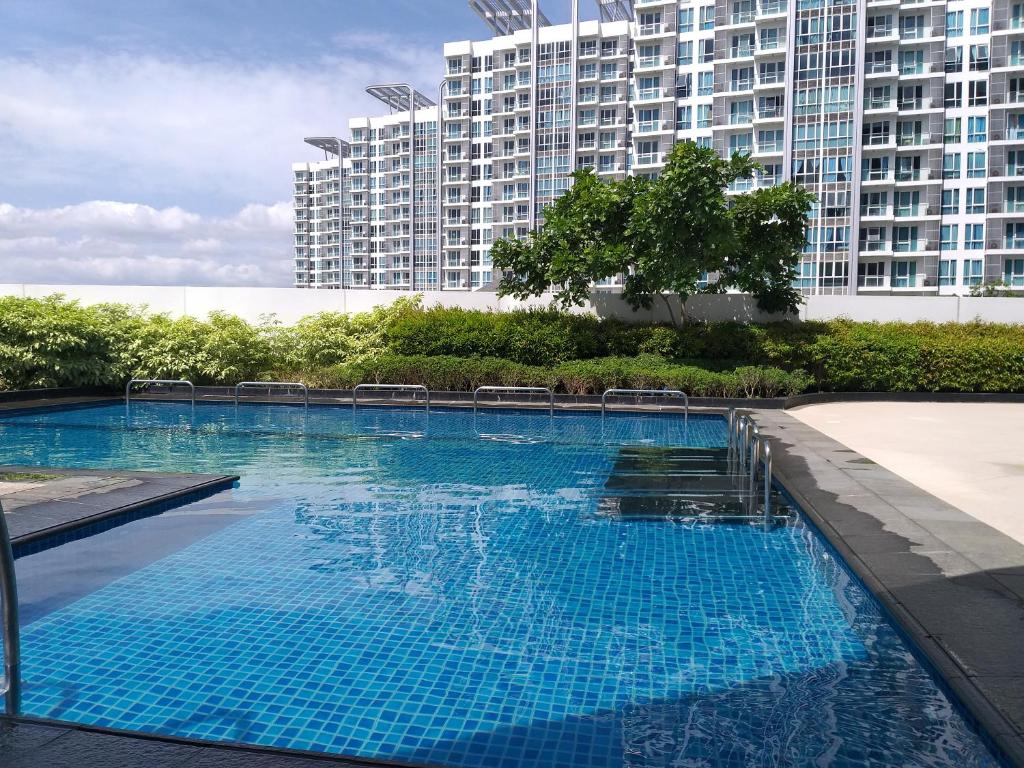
[595,494,779,521]
[598,445,789,523]
[613,447,735,476]
[605,473,758,492]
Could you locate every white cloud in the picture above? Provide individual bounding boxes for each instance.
[0,34,441,286]
[0,40,440,208]
[0,200,294,287]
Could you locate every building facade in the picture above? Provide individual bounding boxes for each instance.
[293,0,1024,295]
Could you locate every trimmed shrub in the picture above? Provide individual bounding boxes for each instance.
[294,355,809,398]
[2,296,1023,395]
[385,307,607,365]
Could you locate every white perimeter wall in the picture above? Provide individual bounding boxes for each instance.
[1,284,1023,325]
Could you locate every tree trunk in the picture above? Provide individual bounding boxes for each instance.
[660,294,681,327]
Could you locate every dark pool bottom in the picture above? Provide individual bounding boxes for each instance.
[0,402,1005,767]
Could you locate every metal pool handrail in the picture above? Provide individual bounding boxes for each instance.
[125,379,195,406]
[0,500,20,715]
[759,439,774,525]
[601,389,688,428]
[473,386,554,416]
[352,384,430,411]
[234,381,309,407]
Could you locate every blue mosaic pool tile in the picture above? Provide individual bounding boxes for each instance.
[0,403,1003,767]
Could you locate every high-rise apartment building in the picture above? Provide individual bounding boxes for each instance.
[293,0,1024,295]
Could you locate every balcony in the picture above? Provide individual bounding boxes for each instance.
[726,46,756,61]
[863,98,895,112]
[636,55,672,70]
[865,64,898,79]
[753,107,785,123]
[858,272,933,291]
[755,76,785,91]
[636,21,676,37]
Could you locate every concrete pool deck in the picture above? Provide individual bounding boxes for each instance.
[789,402,1024,546]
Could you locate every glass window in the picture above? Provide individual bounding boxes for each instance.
[1006,224,1024,250]
[893,226,918,251]
[946,46,963,73]
[1009,186,1024,211]
[965,223,984,250]
[697,104,712,128]
[968,116,987,143]
[970,44,989,71]
[939,260,957,286]
[941,224,959,251]
[677,41,693,65]
[892,260,918,287]
[964,259,984,286]
[942,189,960,215]
[943,153,961,179]
[858,261,886,287]
[970,8,990,35]
[676,105,692,130]
[944,117,961,143]
[969,80,987,107]
[967,188,986,215]
[967,151,987,178]
[698,71,714,96]
[945,82,962,108]
[946,10,963,36]
[1005,258,1024,286]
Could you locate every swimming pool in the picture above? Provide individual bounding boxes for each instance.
[0,402,1003,767]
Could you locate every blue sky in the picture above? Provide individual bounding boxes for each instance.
[0,1,585,286]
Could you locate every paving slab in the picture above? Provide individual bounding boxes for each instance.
[0,465,237,544]
[752,409,1024,766]
[789,402,1024,545]
[0,720,389,768]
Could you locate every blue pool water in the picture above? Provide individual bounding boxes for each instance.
[0,402,1002,767]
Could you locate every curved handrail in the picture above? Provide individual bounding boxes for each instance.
[601,388,688,428]
[234,381,309,407]
[760,440,774,524]
[473,386,554,416]
[0,500,20,715]
[125,379,195,406]
[352,384,430,411]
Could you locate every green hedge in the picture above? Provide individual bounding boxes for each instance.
[293,355,811,398]
[0,295,418,390]
[2,295,1024,395]
[385,306,829,366]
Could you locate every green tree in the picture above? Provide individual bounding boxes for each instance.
[492,142,814,323]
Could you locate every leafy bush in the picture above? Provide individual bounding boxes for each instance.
[0,296,123,389]
[297,354,809,398]
[386,307,606,366]
[2,295,1023,395]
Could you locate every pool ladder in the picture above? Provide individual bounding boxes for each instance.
[235,381,308,407]
[125,379,195,406]
[0,499,20,715]
[601,389,689,430]
[726,410,777,527]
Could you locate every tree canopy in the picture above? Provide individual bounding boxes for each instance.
[492,142,814,321]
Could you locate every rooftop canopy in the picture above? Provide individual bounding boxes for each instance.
[365,84,437,113]
[303,137,351,159]
[468,0,551,36]
[594,0,635,21]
